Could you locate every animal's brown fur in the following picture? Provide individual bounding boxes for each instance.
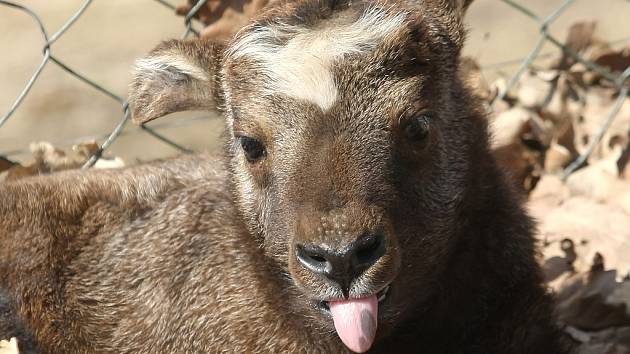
[1,0,571,352]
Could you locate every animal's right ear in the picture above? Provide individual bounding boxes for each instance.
[129,38,224,124]
[446,0,474,17]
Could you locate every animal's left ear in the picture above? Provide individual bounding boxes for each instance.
[434,0,474,48]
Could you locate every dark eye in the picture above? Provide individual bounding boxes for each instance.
[238,136,266,162]
[403,113,431,142]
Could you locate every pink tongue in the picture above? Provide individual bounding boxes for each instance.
[328,295,378,353]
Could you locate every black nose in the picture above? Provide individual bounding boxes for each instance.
[295,234,386,291]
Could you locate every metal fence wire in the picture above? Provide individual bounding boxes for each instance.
[0,0,629,178]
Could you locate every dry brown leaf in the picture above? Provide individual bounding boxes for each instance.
[3,141,125,181]
[545,142,572,173]
[489,105,556,192]
[516,69,557,110]
[554,270,630,331]
[493,141,543,193]
[0,156,17,174]
[565,281,630,354]
[542,71,585,126]
[582,36,614,68]
[594,47,630,75]
[583,46,630,86]
[5,142,82,181]
[573,87,630,164]
[545,239,630,338]
[176,0,273,41]
[535,196,630,277]
[566,150,630,215]
[555,21,597,71]
[73,141,125,170]
[552,116,579,158]
[528,174,570,224]
[573,326,630,354]
[543,238,576,283]
[3,165,37,181]
[490,107,552,148]
[608,282,630,314]
[0,157,15,171]
[490,107,532,148]
[621,148,630,180]
[31,142,82,170]
[567,148,619,184]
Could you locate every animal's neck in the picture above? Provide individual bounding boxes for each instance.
[414,148,532,335]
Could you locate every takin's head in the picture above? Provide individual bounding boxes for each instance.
[129,0,481,352]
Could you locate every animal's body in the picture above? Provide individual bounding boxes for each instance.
[1,0,570,352]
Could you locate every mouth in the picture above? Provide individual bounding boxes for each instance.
[317,283,391,314]
[314,283,391,353]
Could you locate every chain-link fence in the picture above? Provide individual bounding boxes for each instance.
[0,0,209,168]
[1,0,629,178]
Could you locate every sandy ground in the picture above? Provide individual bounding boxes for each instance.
[1,0,629,165]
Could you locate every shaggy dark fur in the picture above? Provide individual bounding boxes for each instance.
[1,0,570,352]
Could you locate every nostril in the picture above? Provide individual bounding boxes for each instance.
[295,235,387,287]
[356,237,382,262]
[295,244,332,275]
[309,255,327,263]
[353,234,386,270]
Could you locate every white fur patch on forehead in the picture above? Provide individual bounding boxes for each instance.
[227,6,407,111]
